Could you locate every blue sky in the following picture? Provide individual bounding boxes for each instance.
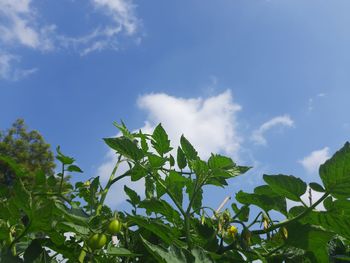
[1,0,350,210]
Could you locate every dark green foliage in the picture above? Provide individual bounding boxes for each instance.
[1,121,350,263]
[0,119,55,185]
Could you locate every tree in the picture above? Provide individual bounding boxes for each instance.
[0,119,55,185]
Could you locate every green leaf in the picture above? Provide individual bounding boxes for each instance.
[165,171,187,205]
[236,189,286,214]
[113,121,134,140]
[151,124,172,155]
[141,237,189,263]
[106,247,139,257]
[148,153,166,168]
[208,154,235,170]
[186,180,203,213]
[286,222,334,263]
[145,175,155,199]
[129,216,183,246]
[58,221,90,235]
[130,163,148,181]
[56,146,75,165]
[309,182,325,192]
[66,164,83,173]
[319,142,350,198]
[124,185,141,205]
[191,247,213,263]
[104,137,144,161]
[180,135,198,161]
[177,147,187,169]
[139,198,182,224]
[231,203,250,222]
[263,174,307,202]
[23,239,43,263]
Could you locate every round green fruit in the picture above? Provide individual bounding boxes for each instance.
[87,233,107,250]
[107,219,122,234]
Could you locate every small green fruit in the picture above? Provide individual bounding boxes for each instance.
[87,233,107,250]
[107,219,122,234]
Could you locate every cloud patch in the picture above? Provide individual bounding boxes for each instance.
[251,115,294,145]
[0,0,140,80]
[0,52,38,81]
[299,147,330,174]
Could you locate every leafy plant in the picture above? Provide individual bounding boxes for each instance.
[0,122,350,262]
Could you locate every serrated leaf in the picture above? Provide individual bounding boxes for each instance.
[124,185,141,205]
[113,121,134,140]
[180,135,198,161]
[177,147,187,169]
[104,137,144,161]
[263,174,307,202]
[148,153,166,168]
[165,171,187,205]
[319,142,350,199]
[191,247,213,263]
[236,189,286,214]
[151,124,172,155]
[139,198,182,224]
[208,154,235,170]
[141,237,189,263]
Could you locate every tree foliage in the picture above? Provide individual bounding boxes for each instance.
[0,119,55,185]
[0,122,349,262]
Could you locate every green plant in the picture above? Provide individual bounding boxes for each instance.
[0,121,350,262]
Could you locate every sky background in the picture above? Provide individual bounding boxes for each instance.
[1,0,350,210]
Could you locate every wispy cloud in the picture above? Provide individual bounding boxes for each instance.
[0,0,140,80]
[0,0,55,51]
[96,90,243,208]
[299,147,330,174]
[308,93,326,111]
[0,52,38,81]
[251,115,294,145]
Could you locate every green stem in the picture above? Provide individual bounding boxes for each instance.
[59,163,65,193]
[96,157,123,215]
[252,192,329,235]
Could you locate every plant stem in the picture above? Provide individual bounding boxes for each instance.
[96,157,122,215]
[59,163,65,193]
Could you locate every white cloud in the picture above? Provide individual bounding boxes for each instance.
[0,52,37,81]
[0,0,140,79]
[299,147,330,174]
[96,90,243,208]
[251,115,294,145]
[0,0,55,51]
[92,0,138,35]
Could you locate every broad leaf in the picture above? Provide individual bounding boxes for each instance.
[177,147,187,169]
[104,137,144,161]
[180,135,198,161]
[319,142,350,198]
[263,174,307,202]
[141,237,190,263]
[124,185,141,206]
[152,124,172,155]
